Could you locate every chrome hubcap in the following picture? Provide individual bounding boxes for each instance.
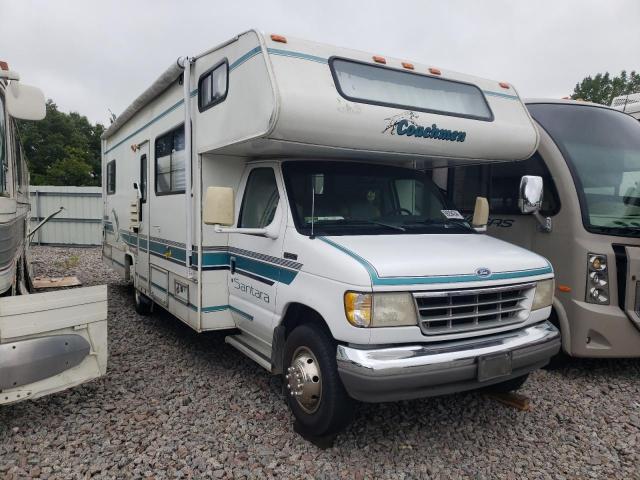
[285,346,322,413]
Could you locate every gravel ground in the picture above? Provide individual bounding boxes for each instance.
[1,246,640,479]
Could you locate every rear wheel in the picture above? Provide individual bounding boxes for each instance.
[488,373,529,393]
[134,289,153,315]
[284,323,354,437]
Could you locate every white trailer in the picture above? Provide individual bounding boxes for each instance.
[611,92,640,120]
[102,30,559,437]
[0,62,107,405]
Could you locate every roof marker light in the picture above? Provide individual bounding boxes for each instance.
[0,61,8,71]
[270,34,287,43]
[428,67,441,75]
[402,62,414,70]
[499,82,510,89]
[372,55,386,64]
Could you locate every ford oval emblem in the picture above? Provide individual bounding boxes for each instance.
[476,267,492,278]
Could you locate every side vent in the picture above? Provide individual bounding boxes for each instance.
[129,199,139,232]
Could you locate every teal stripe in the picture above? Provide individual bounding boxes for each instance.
[267,48,327,64]
[229,46,262,71]
[117,230,298,284]
[155,287,252,317]
[483,90,519,100]
[318,236,552,286]
[229,305,253,320]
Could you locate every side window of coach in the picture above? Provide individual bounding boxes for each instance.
[0,93,6,193]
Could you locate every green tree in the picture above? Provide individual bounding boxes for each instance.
[572,70,640,105]
[17,100,104,186]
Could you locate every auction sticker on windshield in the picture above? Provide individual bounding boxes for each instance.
[441,209,464,220]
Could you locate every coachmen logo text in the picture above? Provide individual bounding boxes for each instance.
[382,111,466,142]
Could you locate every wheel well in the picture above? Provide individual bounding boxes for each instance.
[124,254,134,282]
[271,303,333,375]
[281,303,332,339]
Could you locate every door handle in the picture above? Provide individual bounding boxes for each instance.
[230,256,236,274]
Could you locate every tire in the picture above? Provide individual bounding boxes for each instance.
[488,373,529,393]
[283,323,355,437]
[134,289,153,315]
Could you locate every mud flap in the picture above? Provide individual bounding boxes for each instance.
[0,285,107,405]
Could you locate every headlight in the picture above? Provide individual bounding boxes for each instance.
[532,278,554,310]
[344,292,417,328]
[586,253,609,305]
[344,292,372,327]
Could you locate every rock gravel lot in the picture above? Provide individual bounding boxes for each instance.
[1,246,640,479]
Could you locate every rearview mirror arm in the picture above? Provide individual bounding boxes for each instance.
[533,212,552,233]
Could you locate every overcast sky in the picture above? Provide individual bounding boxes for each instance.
[1,0,638,125]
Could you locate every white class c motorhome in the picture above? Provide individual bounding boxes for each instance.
[444,99,640,359]
[102,30,560,437]
[0,62,107,405]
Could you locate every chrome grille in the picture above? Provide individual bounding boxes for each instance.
[413,283,535,335]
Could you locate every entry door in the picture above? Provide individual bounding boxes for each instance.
[228,166,286,348]
[135,142,151,291]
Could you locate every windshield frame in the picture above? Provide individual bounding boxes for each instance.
[281,160,472,237]
[528,102,640,238]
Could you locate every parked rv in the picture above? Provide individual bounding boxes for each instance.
[0,62,107,405]
[611,93,640,120]
[443,99,640,359]
[102,30,560,436]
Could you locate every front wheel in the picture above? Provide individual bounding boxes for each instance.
[284,323,354,437]
[134,289,153,315]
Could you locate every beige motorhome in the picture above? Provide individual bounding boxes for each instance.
[442,99,640,358]
[0,61,107,405]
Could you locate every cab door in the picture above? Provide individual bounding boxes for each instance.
[228,166,286,350]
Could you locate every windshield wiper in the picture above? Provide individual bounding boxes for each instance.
[351,219,406,232]
[305,218,407,232]
[403,218,474,231]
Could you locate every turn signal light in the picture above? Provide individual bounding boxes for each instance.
[270,34,287,43]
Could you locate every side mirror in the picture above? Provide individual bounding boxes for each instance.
[472,196,489,233]
[6,82,46,121]
[204,187,235,226]
[519,175,543,214]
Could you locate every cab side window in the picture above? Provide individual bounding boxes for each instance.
[0,94,6,193]
[239,168,279,228]
[106,160,116,195]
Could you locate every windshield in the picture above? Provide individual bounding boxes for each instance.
[282,161,472,236]
[528,103,640,236]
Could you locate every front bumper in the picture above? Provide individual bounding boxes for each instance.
[336,321,560,402]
